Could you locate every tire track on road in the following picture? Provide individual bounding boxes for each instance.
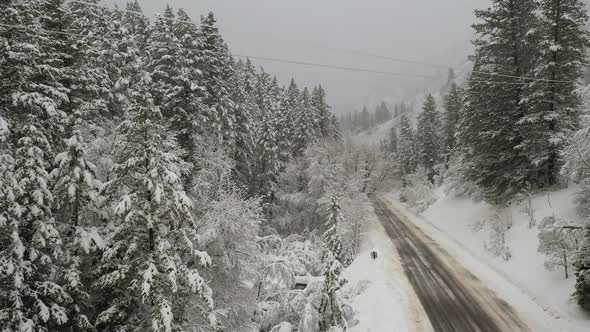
[371,196,530,332]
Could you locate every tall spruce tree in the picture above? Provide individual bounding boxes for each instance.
[312,85,331,138]
[171,8,208,190]
[416,94,442,182]
[66,0,112,124]
[198,12,234,145]
[252,71,281,198]
[293,87,317,156]
[576,229,590,310]
[388,127,398,154]
[319,193,347,331]
[521,0,590,186]
[95,72,219,331]
[442,82,462,162]
[50,129,105,331]
[398,114,417,185]
[460,0,540,204]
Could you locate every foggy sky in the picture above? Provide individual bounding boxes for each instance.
[125,0,491,113]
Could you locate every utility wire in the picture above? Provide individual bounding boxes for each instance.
[59,1,577,84]
[233,54,437,79]
[0,22,435,79]
[0,22,571,85]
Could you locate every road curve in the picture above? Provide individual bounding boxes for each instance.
[370,195,531,332]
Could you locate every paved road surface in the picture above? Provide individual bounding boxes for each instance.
[371,195,531,332]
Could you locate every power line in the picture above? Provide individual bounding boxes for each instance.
[471,70,572,84]
[0,22,572,85]
[71,1,451,69]
[59,1,577,84]
[233,54,437,79]
[0,22,436,79]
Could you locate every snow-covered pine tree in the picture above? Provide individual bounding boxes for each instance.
[416,94,441,182]
[293,87,318,157]
[94,72,219,331]
[312,85,331,138]
[442,82,462,162]
[49,128,105,331]
[66,0,113,124]
[319,251,347,332]
[327,113,342,142]
[100,0,149,120]
[575,229,590,309]
[318,194,347,332]
[460,0,539,204]
[521,0,590,187]
[146,6,209,191]
[398,114,417,186]
[228,59,257,193]
[171,8,208,190]
[145,5,180,116]
[0,1,84,327]
[322,193,351,267]
[283,79,302,155]
[0,123,71,331]
[251,70,282,199]
[388,127,398,154]
[198,12,235,145]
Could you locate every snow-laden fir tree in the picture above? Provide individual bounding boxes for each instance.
[327,113,342,142]
[322,193,352,268]
[283,79,302,156]
[575,228,590,310]
[171,8,208,189]
[49,128,106,331]
[66,0,113,123]
[293,87,318,157]
[521,0,590,187]
[94,72,219,331]
[319,194,347,332]
[227,59,257,193]
[319,250,347,332]
[105,0,149,118]
[0,123,72,331]
[398,114,417,186]
[0,2,79,327]
[312,85,331,138]
[145,5,180,112]
[388,127,398,154]
[198,12,235,145]
[442,82,462,162]
[416,94,441,182]
[252,70,283,199]
[460,0,539,204]
[146,6,209,191]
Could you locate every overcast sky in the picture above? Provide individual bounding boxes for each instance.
[123,0,491,113]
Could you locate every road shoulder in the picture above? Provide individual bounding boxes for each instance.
[344,201,433,332]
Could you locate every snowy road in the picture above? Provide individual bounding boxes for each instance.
[371,195,531,332]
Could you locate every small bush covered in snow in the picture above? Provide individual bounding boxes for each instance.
[538,215,584,279]
[400,167,436,212]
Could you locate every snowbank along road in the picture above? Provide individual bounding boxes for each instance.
[370,195,531,332]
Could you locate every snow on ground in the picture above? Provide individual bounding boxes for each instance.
[385,187,590,331]
[343,205,432,332]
